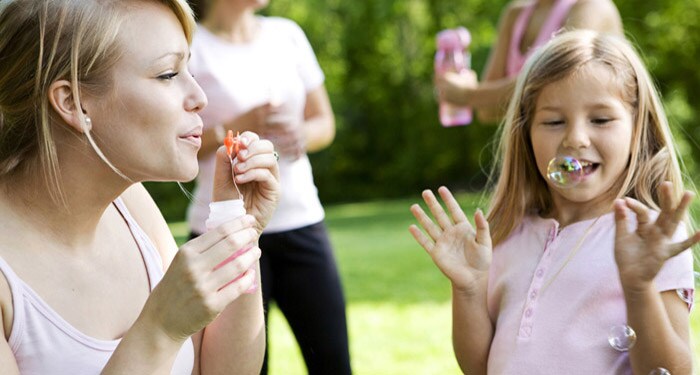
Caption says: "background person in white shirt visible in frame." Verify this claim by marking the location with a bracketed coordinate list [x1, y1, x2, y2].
[186, 0, 350, 373]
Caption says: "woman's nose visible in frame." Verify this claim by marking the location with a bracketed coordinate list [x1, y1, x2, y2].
[185, 76, 208, 113]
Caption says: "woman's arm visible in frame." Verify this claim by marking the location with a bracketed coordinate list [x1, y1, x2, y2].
[565, 0, 624, 36]
[303, 85, 335, 153]
[435, 3, 519, 124]
[117, 145, 276, 373]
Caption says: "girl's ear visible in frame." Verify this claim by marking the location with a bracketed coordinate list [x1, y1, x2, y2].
[47, 80, 91, 133]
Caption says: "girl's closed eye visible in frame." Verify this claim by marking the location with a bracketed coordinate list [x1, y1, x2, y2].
[591, 117, 613, 125]
[542, 119, 565, 126]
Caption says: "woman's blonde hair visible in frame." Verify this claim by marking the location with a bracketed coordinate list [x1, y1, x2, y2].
[0, 0, 195, 205]
[487, 30, 687, 246]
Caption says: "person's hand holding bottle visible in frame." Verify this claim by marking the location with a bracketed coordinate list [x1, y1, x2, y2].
[262, 102, 306, 161]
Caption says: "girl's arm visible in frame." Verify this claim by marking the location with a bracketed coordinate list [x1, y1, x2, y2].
[0, 273, 20, 375]
[614, 183, 699, 374]
[409, 187, 494, 374]
[450, 279, 493, 374]
[624, 287, 693, 374]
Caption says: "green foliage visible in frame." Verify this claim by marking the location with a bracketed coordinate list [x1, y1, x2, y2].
[148, 0, 700, 222]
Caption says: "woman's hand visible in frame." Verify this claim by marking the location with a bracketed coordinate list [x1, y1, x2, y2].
[262, 107, 306, 161]
[614, 181, 700, 293]
[212, 131, 280, 235]
[409, 186, 492, 296]
[434, 69, 478, 106]
[142, 215, 261, 342]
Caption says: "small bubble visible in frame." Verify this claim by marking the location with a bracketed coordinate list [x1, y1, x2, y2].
[608, 324, 636, 351]
[648, 368, 670, 375]
[546, 156, 583, 188]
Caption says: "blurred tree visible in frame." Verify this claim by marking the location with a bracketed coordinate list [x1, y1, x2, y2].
[146, 0, 700, 221]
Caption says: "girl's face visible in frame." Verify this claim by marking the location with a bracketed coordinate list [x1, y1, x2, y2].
[530, 62, 634, 214]
[85, 2, 207, 182]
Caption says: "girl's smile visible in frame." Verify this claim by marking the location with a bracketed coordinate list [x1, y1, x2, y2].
[530, 61, 634, 221]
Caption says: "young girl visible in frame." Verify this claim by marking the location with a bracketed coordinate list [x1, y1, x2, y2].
[411, 30, 697, 374]
[0, 0, 279, 373]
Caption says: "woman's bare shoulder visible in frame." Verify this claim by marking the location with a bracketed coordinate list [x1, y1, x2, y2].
[568, 0, 624, 35]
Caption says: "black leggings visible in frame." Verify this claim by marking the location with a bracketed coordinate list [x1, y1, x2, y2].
[189, 222, 351, 374]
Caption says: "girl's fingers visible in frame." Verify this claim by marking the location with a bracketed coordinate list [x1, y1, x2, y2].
[422, 189, 453, 231]
[667, 231, 700, 258]
[409, 224, 434, 253]
[474, 209, 492, 249]
[624, 197, 651, 227]
[437, 186, 469, 224]
[614, 199, 631, 239]
[410, 203, 442, 241]
[664, 191, 694, 237]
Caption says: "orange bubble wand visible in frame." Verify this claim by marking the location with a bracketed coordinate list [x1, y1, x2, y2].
[223, 130, 242, 198]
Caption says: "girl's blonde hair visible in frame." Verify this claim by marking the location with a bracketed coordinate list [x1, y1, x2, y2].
[0, 0, 195, 205]
[487, 30, 687, 246]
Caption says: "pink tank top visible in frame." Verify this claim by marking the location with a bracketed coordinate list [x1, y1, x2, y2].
[0, 198, 194, 374]
[506, 0, 578, 77]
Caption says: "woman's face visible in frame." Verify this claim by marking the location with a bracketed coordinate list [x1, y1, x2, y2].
[86, 2, 207, 182]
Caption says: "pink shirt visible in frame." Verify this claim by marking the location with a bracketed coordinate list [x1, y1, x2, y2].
[487, 212, 694, 374]
[0, 198, 194, 374]
[506, 0, 578, 77]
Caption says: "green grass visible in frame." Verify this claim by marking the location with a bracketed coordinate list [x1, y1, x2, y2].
[171, 194, 700, 374]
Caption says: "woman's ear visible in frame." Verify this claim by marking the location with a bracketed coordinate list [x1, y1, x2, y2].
[48, 80, 90, 133]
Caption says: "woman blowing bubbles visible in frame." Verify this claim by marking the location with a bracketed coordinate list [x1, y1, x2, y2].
[0, 0, 279, 373]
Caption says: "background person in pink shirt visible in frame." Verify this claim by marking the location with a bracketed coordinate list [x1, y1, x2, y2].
[435, 0, 623, 124]
[411, 30, 696, 374]
[0, 0, 280, 373]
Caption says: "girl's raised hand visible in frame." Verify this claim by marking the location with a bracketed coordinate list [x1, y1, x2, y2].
[409, 186, 492, 295]
[614, 181, 700, 292]
[213, 131, 280, 235]
[141, 215, 261, 341]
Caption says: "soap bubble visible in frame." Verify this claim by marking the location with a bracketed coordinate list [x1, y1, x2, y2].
[648, 368, 670, 375]
[608, 324, 636, 351]
[547, 156, 583, 188]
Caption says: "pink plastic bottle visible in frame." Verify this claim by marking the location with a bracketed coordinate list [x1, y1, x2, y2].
[435, 27, 472, 126]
